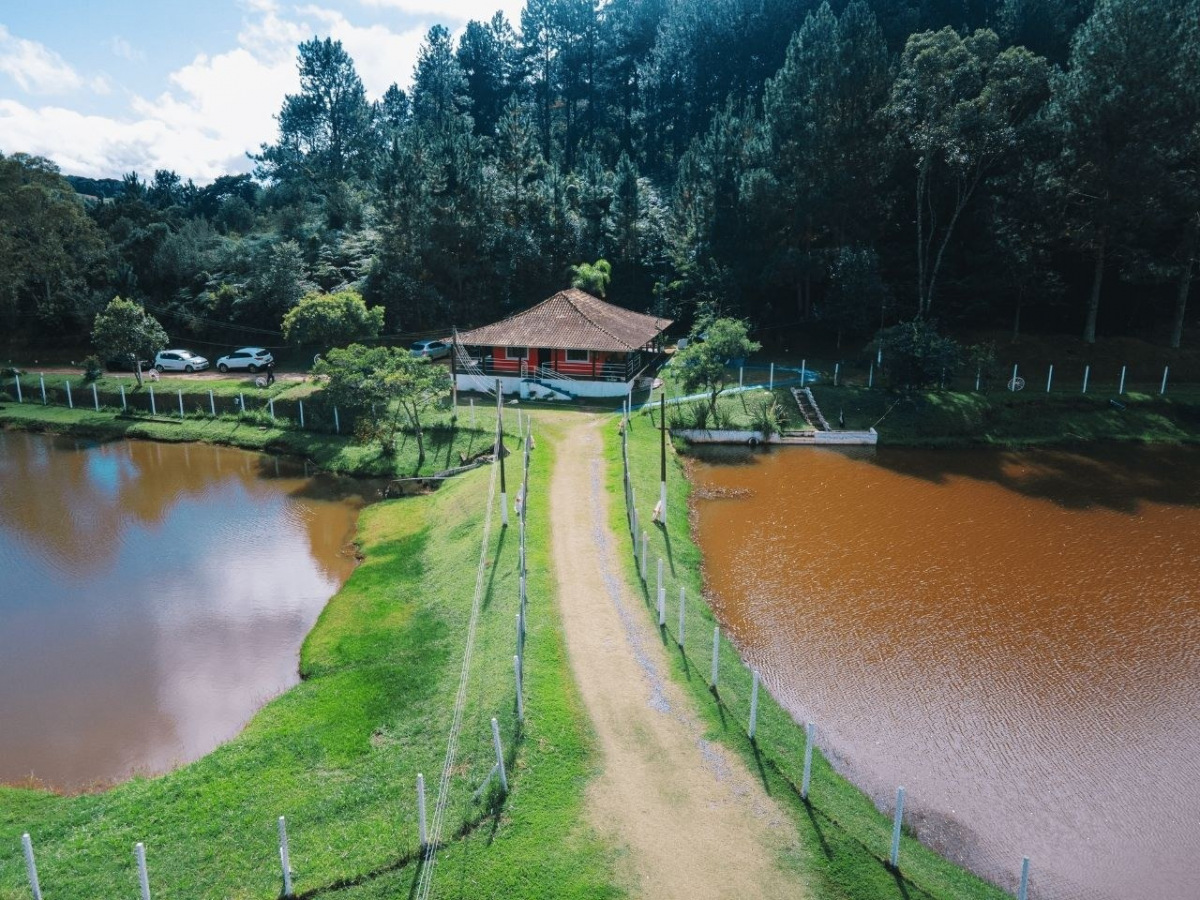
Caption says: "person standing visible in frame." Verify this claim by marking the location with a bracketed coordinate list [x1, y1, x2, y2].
[266, 361, 276, 385]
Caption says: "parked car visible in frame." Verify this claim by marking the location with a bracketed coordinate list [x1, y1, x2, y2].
[411, 339, 450, 360]
[154, 349, 209, 373]
[215, 347, 274, 373]
[105, 356, 148, 372]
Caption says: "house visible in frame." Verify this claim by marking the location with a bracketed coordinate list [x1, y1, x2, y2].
[452, 289, 673, 399]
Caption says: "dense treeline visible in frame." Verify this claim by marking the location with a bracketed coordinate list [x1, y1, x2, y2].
[2, 0, 1197, 354]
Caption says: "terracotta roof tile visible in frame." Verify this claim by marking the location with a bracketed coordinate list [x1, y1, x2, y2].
[454, 289, 672, 352]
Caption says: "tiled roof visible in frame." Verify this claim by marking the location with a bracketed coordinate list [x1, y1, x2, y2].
[454, 289, 672, 352]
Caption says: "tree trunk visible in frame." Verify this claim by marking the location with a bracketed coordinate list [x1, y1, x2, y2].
[1170, 220, 1197, 349]
[132, 352, 143, 387]
[1083, 235, 1106, 344]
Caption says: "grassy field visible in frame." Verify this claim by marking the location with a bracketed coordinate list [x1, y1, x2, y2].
[607, 412, 1014, 900]
[0, 435, 619, 900]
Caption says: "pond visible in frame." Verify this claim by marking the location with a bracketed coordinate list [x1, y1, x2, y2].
[689, 443, 1200, 900]
[0, 432, 371, 791]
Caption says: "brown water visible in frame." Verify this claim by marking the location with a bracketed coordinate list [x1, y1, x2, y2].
[0, 432, 368, 791]
[690, 444, 1200, 900]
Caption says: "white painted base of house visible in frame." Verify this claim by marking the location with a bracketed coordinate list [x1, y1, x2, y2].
[673, 428, 878, 446]
[455, 373, 637, 399]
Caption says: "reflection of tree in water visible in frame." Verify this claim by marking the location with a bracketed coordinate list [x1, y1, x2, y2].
[0, 432, 363, 580]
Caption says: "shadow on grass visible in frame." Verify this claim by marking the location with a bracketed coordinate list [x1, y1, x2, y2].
[749, 740, 772, 796]
[481, 526, 508, 611]
[802, 800, 834, 860]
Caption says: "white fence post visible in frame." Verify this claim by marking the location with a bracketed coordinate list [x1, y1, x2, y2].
[769, 362, 775, 390]
[1082, 365, 1090, 394]
[298, 399, 304, 428]
[748, 670, 760, 740]
[22, 833, 43, 900]
[40, 374, 46, 405]
[711, 626, 720, 688]
[1046, 365, 1054, 393]
[209, 389, 216, 417]
[66, 380, 73, 409]
[417, 774, 428, 849]
[1018, 856, 1031, 900]
[868, 362, 874, 389]
[657, 559, 665, 625]
[514, 654, 524, 721]
[149, 386, 156, 416]
[334, 406, 340, 434]
[1010, 364, 1018, 392]
[678, 587, 686, 646]
[739, 366, 744, 388]
[14, 376, 22, 403]
[238, 392, 245, 415]
[278, 816, 293, 897]
[135, 842, 152, 900]
[640, 533, 648, 581]
[178, 389, 185, 419]
[1118, 365, 1127, 394]
[93, 383, 99, 411]
[801, 359, 807, 385]
[491, 718, 508, 793]
[834, 362, 840, 386]
[889, 787, 905, 869]
[1161, 366, 1169, 395]
[120, 383, 127, 410]
[975, 366, 981, 392]
[801, 722, 815, 800]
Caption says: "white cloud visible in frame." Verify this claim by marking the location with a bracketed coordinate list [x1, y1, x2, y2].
[0, 25, 84, 94]
[109, 37, 146, 63]
[298, 6, 428, 95]
[356, 0, 525, 23]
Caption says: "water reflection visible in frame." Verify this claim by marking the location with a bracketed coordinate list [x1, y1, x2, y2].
[0, 432, 369, 790]
[689, 444, 1200, 900]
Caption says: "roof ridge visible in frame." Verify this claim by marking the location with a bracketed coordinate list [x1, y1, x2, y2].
[562, 290, 636, 351]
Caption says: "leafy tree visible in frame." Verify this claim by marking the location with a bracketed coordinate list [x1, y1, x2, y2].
[254, 38, 376, 185]
[239, 240, 308, 327]
[674, 316, 761, 415]
[315, 345, 450, 470]
[875, 318, 963, 389]
[91, 297, 168, 387]
[570, 259, 612, 296]
[886, 28, 1050, 317]
[457, 13, 520, 139]
[281, 289, 384, 352]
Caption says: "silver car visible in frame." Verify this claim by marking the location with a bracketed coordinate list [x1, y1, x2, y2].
[411, 339, 450, 360]
[154, 349, 209, 373]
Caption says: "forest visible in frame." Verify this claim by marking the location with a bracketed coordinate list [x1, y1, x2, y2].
[1, 0, 1198, 359]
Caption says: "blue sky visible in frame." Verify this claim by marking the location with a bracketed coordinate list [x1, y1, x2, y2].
[1, 0, 524, 182]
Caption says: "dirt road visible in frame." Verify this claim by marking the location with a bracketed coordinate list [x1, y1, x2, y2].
[547, 414, 806, 900]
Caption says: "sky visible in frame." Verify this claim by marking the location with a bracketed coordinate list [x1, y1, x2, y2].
[0, 0, 525, 183]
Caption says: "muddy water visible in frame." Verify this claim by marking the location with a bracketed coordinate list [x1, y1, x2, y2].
[0, 432, 369, 791]
[689, 444, 1200, 900]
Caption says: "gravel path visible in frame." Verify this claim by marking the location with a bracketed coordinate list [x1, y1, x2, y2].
[547, 414, 806, 900]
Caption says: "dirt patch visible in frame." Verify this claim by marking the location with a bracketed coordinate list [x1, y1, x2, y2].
[546, 414, 806, 900]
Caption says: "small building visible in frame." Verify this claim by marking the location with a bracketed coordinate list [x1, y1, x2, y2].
[452, 289, 673, 399]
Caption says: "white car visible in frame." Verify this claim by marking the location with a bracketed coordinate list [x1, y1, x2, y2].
[411, 339, 450, 360]
[154, 349, 209, 373]
[216, 347, 275, 373]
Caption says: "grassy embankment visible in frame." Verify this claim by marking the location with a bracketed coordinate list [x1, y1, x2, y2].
[0, 436, 619, 900]
[654, 359, 1200, 447]
[0, 372, 514, 478]
[606, 413, 1013, 900]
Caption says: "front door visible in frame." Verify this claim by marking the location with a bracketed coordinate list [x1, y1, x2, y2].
[538, 349, 554, 374]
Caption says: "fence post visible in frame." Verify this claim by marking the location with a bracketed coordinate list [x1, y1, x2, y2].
[975, 366, 981, 392]
[417, 774, 428, 849]
[278, 816, 293, 897]
[1046, 365, 1054, 393]
[711, 626, 720, 689]
[209, 390, 216, 417]
[93, 383, 100, 411]
[1118, 365, 1127, 394]
[334, 406, 340, 434]
[769, 362, 775, 390]
[491, 718, 508, 793]
[1161, 366, 1169, 395]
[1082, 365, 1090, 394]
[514, 654, 524, 721]
[135, 842, 152, 900]
[748, 670, 760, 740]
[22, 833, 43, 900]
[178, 389, 185, 419]
[640, 533, 648, 581]
[269, 398, 275, 421]
[868, 362, 874, 389]
[40, 373, 46, 405]
[238, 392, 245, 416]
[1018, 856, 1031, 900]
[657, 558, 665, 625]
[65, 380, 73, 409]
[149, 386, 156, 416]
[120, 383, 127, 411]
[297, 399, 304, 428]
[739, 366, 744, 388]
[889, 787, 905, 869]
[1010, 364, 1018, 392]
[470, 397, 475, 428]
[834, 362, 840, 387]
[14, 376, 22, 403]
[801, 722, 815, 800]
[678, 587, 686, 646]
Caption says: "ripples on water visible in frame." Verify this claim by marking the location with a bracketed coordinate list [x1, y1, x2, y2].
[689, 444, 1200, 900]
[0, 433, 368, 791]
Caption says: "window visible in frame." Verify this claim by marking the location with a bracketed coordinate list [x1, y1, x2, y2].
[565, 348, 590, 363]
[505, 346, 528, 360]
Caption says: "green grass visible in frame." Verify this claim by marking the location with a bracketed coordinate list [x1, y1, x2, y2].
[0, 437, 619, 900]
[607, 413, 1012, 900]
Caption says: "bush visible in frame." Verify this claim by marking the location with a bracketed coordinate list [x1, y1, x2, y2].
[81, 355, 104, 382]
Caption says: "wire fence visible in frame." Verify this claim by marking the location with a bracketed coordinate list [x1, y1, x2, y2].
[12, 409, 538, 900]
[616, 402, 1035, 900]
